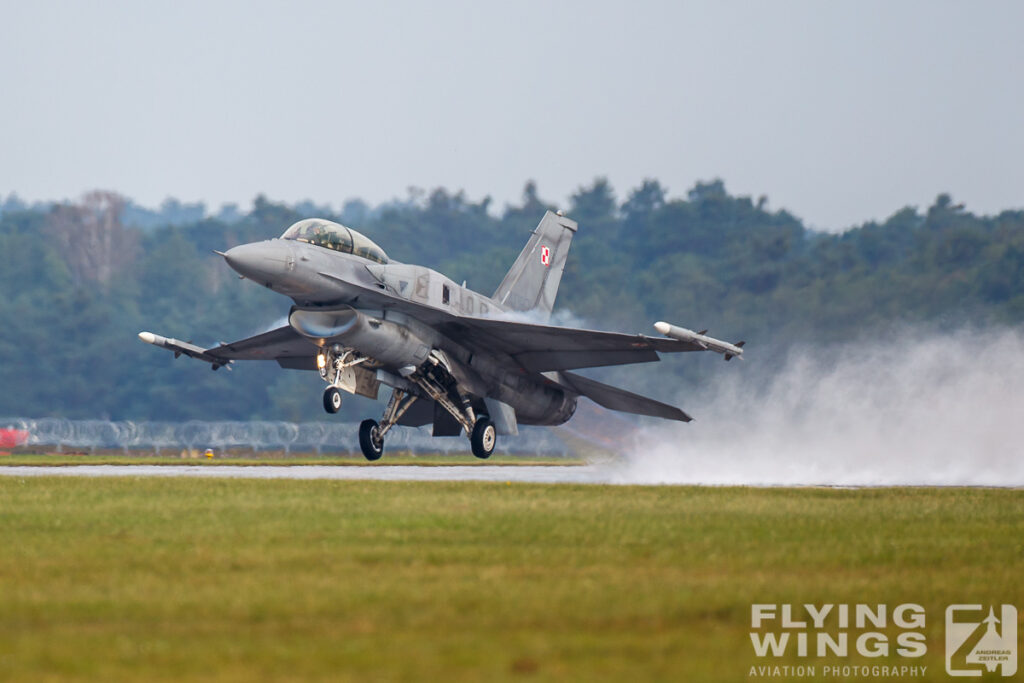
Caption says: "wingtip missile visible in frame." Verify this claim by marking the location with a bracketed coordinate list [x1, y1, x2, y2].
[137, 331, 229, 368]
[138, 330, 186, 352]
[654, 321, 745, 360]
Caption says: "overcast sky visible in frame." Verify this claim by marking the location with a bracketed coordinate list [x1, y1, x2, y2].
[2, 1, 1022, 230]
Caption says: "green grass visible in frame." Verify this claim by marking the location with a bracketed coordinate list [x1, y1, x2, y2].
[0, 452, 583, 467]
[0, 479, 1021, 682]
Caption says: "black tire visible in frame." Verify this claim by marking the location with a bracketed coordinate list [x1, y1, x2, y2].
[359, 419, 384, 461]
[470, 417, 496, 459]
[323, 386, 343, 414]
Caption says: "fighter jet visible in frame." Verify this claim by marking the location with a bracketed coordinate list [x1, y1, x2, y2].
[139, 211, 743, 460]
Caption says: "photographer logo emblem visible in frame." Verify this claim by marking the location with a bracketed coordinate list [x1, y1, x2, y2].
[946, 605, 1017, 677]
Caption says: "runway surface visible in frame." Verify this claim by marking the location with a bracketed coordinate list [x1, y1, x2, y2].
[0, 464, 1019, 487]
[0, 464, 620, 485]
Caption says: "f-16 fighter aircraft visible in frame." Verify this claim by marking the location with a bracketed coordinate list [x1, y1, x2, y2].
[139, 212, 744, 460]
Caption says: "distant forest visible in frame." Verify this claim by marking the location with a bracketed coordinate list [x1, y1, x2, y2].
[1, 179, 1022, 421]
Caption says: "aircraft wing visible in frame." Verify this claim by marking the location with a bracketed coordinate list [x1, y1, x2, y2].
[139, 326, 318, 369]
[438, 318, 705, 372]
[143, 314, 709, 374]
[142, 270, 712, 376]
[319, 269, 712, 371]
[205, 326, 316, 362]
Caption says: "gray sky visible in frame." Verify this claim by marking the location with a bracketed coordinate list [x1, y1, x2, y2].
[2, 1, 1022, 230]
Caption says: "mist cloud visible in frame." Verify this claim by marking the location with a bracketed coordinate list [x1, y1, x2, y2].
[608, 328, 1024, 486]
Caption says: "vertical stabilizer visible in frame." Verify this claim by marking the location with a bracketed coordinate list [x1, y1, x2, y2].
[492, 211, 577, 321]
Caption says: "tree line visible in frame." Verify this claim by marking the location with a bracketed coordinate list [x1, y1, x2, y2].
[0, 179, 1021, 421]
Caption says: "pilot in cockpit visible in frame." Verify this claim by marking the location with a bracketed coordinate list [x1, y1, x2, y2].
[312, 223, 328, 245]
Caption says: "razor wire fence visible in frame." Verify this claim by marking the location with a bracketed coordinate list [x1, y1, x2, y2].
[0, 418, 569, 456]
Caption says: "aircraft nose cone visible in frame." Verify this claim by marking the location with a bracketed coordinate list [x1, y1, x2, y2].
[223, 241, 291, 284]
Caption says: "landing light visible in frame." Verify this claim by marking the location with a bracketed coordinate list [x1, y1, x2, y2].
[316, 353, 326, 369]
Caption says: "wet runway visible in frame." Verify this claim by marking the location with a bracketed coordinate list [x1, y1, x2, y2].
[0, 464, 621, 485]
[0, 464, 1017, 487]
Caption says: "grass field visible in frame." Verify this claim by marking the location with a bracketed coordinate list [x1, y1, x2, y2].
[0, 477, 1021, 682]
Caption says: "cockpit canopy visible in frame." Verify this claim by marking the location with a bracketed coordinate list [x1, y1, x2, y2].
[281, 218, 388, 264]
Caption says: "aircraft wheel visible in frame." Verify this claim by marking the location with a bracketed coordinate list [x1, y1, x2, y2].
[470, 417, 496, 459]
[359, 419, 384, 461]
[323, 387, 343, 414]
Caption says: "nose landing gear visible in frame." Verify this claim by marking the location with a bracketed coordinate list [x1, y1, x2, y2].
[323, 386, 343, 414]
[319, 347, 369, 414]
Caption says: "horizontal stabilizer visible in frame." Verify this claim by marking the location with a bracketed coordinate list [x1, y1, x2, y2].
[556, 371, 692, 422]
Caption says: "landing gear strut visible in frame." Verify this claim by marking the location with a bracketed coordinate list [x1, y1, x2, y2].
[350, 350, 500, 461]
[357, 388, 419, 461]
[411, 354, 499, 458]
[319, 346, 369, 414]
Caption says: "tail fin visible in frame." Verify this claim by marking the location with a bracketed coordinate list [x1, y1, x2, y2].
[492, 211, 577, 321]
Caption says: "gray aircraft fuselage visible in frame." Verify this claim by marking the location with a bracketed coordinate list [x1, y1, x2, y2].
[221, 236, 576, 427]
[225, 238, 504, 318]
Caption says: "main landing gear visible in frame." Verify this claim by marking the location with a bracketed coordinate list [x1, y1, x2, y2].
[470, 417, 496, 459]
[356, 411, 495, 461]
[348, 351, 499, 462]
[356, 388, 420, 461]
[358, 419, 384, 461]
[317, 344, 499, 461]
